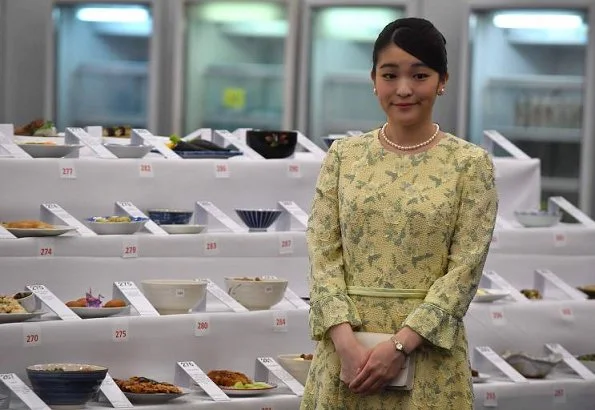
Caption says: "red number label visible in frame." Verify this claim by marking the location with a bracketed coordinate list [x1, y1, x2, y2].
[115, 330, 127, 339]
[262, 407, 273, 410]
[40, 248, 52, 256]
[26, 334, 39, 343]
[289, 165, 299, 172]
[61, 167, 73, 176]
[140, 164, 152, 172]
[485, 392, 496, 400]
[124, 246, 137, 254]
[276, 318, 286, 326]
[561, 308, 572, 316]
[216, 164, 227, 173]
[206, 242, 217, 251]
[491, 311, 503, 320]
[281, 240, 291, 248]
[554, 388, 564, 397]
[197, 321, 209, 330]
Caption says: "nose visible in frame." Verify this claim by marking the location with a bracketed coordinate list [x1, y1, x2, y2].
[395, 78, 413, 97]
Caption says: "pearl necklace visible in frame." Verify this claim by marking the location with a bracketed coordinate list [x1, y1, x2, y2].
[380, 122, 440, 151]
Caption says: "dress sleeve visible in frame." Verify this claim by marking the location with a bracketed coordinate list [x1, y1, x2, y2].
[306, 141, 362, 341]
[403, 150, 498, 351]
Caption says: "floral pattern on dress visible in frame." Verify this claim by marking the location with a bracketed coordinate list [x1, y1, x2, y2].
[301, 130, 498, 410]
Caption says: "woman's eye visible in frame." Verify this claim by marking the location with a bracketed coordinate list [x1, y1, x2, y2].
[413, 73, 429, 80]
[382, 73, 396, 80]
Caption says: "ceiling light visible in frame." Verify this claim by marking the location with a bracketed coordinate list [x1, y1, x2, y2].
[493, 12, 582, 30]
[76, 7, 149, 23]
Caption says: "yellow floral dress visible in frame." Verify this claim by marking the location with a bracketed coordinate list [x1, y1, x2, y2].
[301, 130, 498, 410]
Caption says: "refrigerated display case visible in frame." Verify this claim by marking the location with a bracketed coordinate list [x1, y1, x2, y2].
[173, 0, 299, 135]
[457, 0, 595, 213]
[52, 0, 161, 131]
[296, 0, 418, 145]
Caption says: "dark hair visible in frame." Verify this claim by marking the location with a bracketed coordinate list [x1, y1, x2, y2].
[372, 17, 448, 80]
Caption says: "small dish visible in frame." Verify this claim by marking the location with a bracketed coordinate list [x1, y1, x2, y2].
[174, 150, 243, 159]
[123, 388, 190, 404]
[225, 276, 288, 310]
[140, 279, 208, 315]
[147, 209, 193, 225]
[514, 210, 562, 228]
[220, 383, 277, 397]
[501, 351, 563, 378]
[277, 354, 312, 385]
[103, 144, 153, 159]
[18, 143, 82, 158]
[0, 311, 44, 324]
[246, 130, 297, 159]
[473, 288, 511, 303]
[4, 225, 77, 238]
[85, 217, 148, 235]
[160, 224, 206, 235]
[235, 209, 282, 232]
[69, 306, 130, 319]
[14, 291, 39, 312]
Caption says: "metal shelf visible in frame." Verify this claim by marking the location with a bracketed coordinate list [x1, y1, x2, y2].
[542, 177, 579, 193]
[487, 75, 584, 90]
[496, 126, 582, 143]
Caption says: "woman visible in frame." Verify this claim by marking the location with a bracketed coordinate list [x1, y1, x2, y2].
[301, 18, 498, 409]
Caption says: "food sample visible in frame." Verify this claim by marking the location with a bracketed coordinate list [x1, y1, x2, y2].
[207, 370, 252, 387]
[92, 216, 132, 223]
[13, 292, 32, 300]
[114, 377, 182, 394]
[1, 220, 54, 229]
[102, 126, 132, 138]
[14, 119, 57, 137]
[235, 277, 262, 281]
[65, 289, 125, 309]
[168, 135, 230, 152]
[520, 289, 542, 300]
[298, 354, 313, 361]
[470, 368, 479, 377]
[0, 296, 26, 313]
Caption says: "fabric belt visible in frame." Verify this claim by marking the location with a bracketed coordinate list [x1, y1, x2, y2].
[346, 286, 428, 299]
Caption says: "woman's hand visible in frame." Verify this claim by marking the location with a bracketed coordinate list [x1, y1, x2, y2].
[336, 340, 371, 385]
[348, 340, 405, 395]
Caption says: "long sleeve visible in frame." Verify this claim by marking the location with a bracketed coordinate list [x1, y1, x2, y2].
[403, 150, 498, 350]
[306, 141, 362, 341]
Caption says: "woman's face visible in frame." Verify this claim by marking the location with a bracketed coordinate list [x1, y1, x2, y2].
[371, 44, 447, 127]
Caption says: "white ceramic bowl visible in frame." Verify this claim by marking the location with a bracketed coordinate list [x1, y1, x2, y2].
[160, 224, 206, 235]
[277, 354, 312, 385]
[103, 144, 153, 159]
[501, 351, 563, 378]
[18, 143, 82, 158]
[85, 217, 148, 235]
[141, 279, 207, 315]
[224, 277, 288, 310]
[514, 210, 561, 228]
[13, 291, 40, 313]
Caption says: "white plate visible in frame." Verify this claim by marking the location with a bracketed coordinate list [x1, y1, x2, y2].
[220, 383, 277, 396]
[103, 144, 153, 159]
[85, 220, 147, 235]
[160, 224, 206, 235]
[69, 305, 130, 319]
[0, 311, 44, 324]
[473, 289, 511, 303]
[472, 373, 491, 383]
[5, 225, 77, 238]
[123, 388, 189, 404]
[18, 144, 82, 158]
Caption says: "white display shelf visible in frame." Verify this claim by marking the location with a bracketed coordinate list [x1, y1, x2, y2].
[496, 126, 582, 143]
[487, 75, 584, 90]
[542, 177, 580, 193]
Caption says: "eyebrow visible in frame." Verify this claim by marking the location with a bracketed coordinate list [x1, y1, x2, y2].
[379, 62, 428, 69]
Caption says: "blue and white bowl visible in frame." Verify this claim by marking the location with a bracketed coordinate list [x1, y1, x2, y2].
[27, 363, 108, 407]
[235, 209, 282, 232]
[514, 210, 561, 228]
[147, 209, 193, 225]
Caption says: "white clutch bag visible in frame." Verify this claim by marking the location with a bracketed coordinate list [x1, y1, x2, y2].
[354, 332, 416, 391]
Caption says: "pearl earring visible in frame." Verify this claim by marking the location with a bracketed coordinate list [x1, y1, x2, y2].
[373, 87, 377, 95]
[438, 88, 445, 96]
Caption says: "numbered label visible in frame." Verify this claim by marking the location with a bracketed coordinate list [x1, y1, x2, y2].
[287, 163, 301, 178]
[279, 235, 293, 255]
[553, 387, 566, 404]
[273, 311, 288, 332]
[59, 160, 77, 179]
[194, 316, 211, 337]
[122, 238, 139, 259]
[553, 231, 567, 247]
[484, 391, 498, 407]
[112, 320, 130, 343]
[23, 324, 42, 347]
[139, 162, 154, 178]
[204, 238, 220, 256]
[560, 307, 574, 322]
[489, 307, 507, 326]
[214, 163, 230, 178]
[39, 247, 53, 257]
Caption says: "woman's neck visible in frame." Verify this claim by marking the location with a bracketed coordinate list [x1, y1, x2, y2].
[385, 121, 437, 147]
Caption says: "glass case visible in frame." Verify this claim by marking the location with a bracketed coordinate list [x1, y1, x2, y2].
[466, 8, 589, 206]
[53, 2, 154, 130]
[182, 1, 292, 134]
[298, 3, 406, 144]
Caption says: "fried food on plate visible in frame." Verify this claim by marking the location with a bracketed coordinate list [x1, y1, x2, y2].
[104, 299, 126, 308]
[0, 296, 26, 313]
[1, 220, 54, 229]
[114, 376, 182, 394]
[207, 370, 252, 387]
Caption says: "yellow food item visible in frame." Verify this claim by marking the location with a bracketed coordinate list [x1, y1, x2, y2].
[0, 296, 26, 313]
[1, 220, 54, 229]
